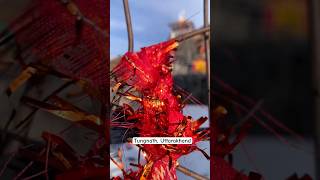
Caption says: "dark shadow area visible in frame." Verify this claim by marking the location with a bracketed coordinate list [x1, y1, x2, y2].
[211, 0, 315, 179]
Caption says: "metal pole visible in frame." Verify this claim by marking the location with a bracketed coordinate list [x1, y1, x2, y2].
[123, 0, 134, 52]
[203, 0, 214, 179]
[175, 26, 210, 42]
[204, 0, 211, 110]
[203, 0, 210, 109]
[204, 0, 210, 64]
[177, 165, 209, 180]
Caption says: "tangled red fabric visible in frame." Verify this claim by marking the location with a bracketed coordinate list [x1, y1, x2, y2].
[111, 40, 210, 180]
[5, 0, 108, 101]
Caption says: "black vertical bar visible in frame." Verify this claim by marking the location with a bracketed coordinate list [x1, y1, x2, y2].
[210, 0, 216, 179]
[106, 0, 110, 179]
[311, 0, 320, 179]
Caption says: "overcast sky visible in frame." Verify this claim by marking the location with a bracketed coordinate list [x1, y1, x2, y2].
[110, 0, 209, 59]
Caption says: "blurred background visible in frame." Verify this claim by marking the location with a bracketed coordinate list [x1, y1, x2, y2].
[212, 0, 316, 179]
[0, 0, 104, 179]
